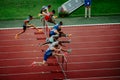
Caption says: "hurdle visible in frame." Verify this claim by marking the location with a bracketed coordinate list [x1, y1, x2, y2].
[56, 52, 68, 79]
[35, 19, 50, 40]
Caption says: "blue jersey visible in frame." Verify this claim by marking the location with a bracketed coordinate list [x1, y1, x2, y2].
[49, 29, 57, 36]
[84, 0, 91, 6]
[44, 47, 54, 61]
[45, 48, 53, 55]
[53, 24, 60, 30]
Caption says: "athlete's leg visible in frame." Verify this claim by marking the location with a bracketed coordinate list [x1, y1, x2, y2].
[32, 60, 46, 66]
[39, 42, 51, 46]
[47, 18, 56, 24]
[15, 26, 26, 39]
[59, 32, 72, 37]
[88, 6, 91, 18]
[29, 24, 43, 32]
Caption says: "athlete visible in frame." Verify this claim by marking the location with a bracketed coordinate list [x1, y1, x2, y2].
[32, 44, 65, 66]
[39, 10, 57, 26]
[49, 21, 72, 37]
[40, 5, 51, 14]
[15, 15, 42, 39]
[39, 34, 71, 47]
[49, 41, 72, 54]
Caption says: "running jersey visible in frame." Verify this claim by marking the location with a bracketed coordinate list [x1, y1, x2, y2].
[48, 36, 55, 43]
[44, 14, 50, 21]
[50, 41, 59, 47]
[45, 46, 54, 55]
[49, 29, 57, 36]
[40, 6, 48, 13]
[53, 24, 60, 30]
[48, 34, 59, 43]
[44, 12, 53, 21]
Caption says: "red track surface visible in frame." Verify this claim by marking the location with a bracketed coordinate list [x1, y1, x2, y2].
[0, 24, 120, 80]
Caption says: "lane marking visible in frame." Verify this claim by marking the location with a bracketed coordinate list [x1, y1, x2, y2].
[0, 23, 120, 30]
[66, 76, 120, 80]
[0, 27, 120, 36]
[67, 60, 120, 64]
[0, 60, 120, 69]
[65, 67, 120, 72]
[0, 40, 120, 47]
[0, 53, 119, 61]
[0, 67, 120, 76]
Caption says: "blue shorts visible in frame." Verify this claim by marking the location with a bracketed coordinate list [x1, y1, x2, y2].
[44, 51, 52, 61]
[49, 31, 56, 37]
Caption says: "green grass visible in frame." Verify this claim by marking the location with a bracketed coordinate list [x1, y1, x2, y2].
[0, 0, 66, 20]
[0, 0, 120, 20]
[71, 0, 120, 17]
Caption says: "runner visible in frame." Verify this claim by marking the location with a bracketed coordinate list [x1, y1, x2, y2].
[39, 34, 71, 47]
[40, 5, 51, 14]
[15, 15, 42, 39]
[32, 44, 65, 66]
[49, 21, 72, 37]
[39, 10, 57, 25]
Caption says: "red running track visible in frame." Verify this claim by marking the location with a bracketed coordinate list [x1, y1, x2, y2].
[0, 24, 120, 80]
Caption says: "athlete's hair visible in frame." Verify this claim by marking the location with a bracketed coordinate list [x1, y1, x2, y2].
[29, 15, 33, 19]
[48, 5, 51, 8]
[52, 10, 55, 14]
[59, 21, 63, 25]
[54, 44, 59, 48]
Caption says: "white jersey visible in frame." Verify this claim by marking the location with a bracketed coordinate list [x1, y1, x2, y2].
[49, 41, 59, 47]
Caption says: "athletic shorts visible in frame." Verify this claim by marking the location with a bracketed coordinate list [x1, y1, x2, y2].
[49, 31, 56, 37]
[23, 24, 27, 31]
[44, 52, 52, 61]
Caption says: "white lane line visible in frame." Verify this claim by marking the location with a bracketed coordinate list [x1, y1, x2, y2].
[0, 33, 33, 36]
[0, 57, 42, 61]
[0, 46, 120, 54]
[0, 33, 120, 42]
[0, 38, 36, 42]
[0, 60, 120, 69]
[0, 67, 119, 76]
[69, 53, 120, 57]
[0, 44, 38, 47]
[67, 60, 120, 64]
[0, 50, 40, 54]
[72, 46, 120, 50]
[65, 67, 120, 72]
[66, 76, 120, 80]
[0, 40, 120, 47]
[63, 28, 120, 33]
[0, 53, 119, 61]
[72, 34, 120, 38]
[71, 40, 120, 44]
[0, 28, 120, 36]
[0, 64, 31, 69]
[0, 71, 50, 76]
[63, 23, 120, 27]
[0, 23, 120, 30]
